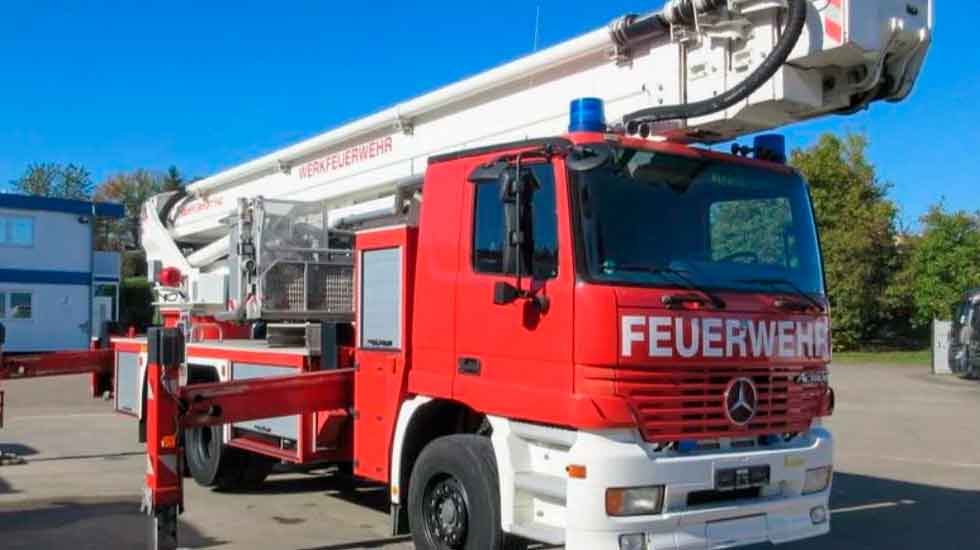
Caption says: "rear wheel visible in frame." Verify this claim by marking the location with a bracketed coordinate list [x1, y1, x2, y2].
[185, 424, 225, 487]
[185, 425, 275, 491]
[408, 435, 521, 550]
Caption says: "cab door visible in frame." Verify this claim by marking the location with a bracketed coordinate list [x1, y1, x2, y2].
[453, 159, 575, 423]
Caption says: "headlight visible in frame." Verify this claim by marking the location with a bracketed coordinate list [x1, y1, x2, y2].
[803, 466, 833, 495]
[605, 486, 665, 516]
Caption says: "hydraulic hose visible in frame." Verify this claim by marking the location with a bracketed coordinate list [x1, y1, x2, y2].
[158, 188, 187, 228]
[623, 0, 808, 127]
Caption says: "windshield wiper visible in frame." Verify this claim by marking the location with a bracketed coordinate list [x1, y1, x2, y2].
[736, 278, 825, 313]
[603, 263, 726, 309]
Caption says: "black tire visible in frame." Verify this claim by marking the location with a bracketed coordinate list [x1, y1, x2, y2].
[333, 461, 355, 476]
[185, 424, 226, 487]
[408, 435, 521, 550]
[234, 451, 277, 488]
[185, 425, 275, 491]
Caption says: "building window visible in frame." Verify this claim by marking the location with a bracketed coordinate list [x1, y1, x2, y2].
[0, 215, 34, 247]
[0, 292, 32, 319]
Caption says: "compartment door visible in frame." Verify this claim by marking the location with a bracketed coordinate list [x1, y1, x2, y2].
[354, 244, 406, 483]
[114, 351, 141, 416]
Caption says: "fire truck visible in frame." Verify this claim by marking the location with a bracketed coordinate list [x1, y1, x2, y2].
[0, 1, 932, 549]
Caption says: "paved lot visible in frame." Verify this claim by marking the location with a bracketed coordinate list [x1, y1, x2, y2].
[0, 364, 977, 550]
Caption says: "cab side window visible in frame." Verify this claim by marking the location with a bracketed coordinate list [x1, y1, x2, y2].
[472, 164, 558, 279]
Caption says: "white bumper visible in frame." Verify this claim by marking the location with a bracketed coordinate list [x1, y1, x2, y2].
[490, 418, 832, 550]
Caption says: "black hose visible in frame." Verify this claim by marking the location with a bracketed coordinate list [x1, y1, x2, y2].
[623, 0, 808, 126]
[159, 188, 187, 227]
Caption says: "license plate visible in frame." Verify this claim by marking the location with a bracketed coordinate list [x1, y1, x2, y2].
[715, 465, 770, 491]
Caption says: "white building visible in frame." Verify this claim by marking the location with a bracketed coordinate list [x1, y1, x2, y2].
[0, 195, 124, 353]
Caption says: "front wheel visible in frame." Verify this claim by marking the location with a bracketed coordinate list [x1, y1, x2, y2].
[408, 435, 522, 550]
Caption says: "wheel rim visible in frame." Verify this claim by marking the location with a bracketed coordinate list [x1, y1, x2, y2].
[423, 474, 469, 548]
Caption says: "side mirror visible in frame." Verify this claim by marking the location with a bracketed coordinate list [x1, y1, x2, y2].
[493, 281, 550, 313]
[566, 143, 612, 172]
[494, 281, 521, 305]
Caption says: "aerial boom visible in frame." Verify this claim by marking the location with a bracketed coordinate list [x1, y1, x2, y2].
[143, 0, 932, 313]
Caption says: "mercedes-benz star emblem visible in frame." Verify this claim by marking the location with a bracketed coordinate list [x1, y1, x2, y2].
[724, 377, 758, 426]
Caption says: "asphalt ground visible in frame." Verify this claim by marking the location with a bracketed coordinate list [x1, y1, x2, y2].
[0, 363, 977, 550]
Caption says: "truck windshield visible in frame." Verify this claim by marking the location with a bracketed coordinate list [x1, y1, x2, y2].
[572, 147, 825, 296]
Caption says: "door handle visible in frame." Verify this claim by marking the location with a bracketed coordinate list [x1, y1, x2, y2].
[457, 357, 481, 376]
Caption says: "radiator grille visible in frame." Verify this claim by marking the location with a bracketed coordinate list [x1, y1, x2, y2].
[617, 365, 824, 443]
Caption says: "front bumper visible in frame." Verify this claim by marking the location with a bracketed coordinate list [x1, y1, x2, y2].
[563, 428, 833, 550]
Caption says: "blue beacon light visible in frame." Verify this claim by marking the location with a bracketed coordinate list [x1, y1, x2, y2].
[568, 97, 607, 133]
[753, 134, 787, 163]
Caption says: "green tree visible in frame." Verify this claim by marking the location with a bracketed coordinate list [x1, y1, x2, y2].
[791, 133, 904, 350]
[10, 163, 58, 196]
[9, 162, 92, 199]
[120, 277, 155, 331]
[121, 250, 148, 278]
[58, 164, 93, 199]
[903, 206, 980, 327]
[94, 169, 164, 249]
[162, 165, 184, 192]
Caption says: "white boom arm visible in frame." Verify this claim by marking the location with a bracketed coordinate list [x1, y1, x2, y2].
[144, 0, 932, 295]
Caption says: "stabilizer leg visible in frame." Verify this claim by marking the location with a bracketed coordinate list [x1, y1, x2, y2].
[147, 505, 179, 550]
[144, 327, 185, 550]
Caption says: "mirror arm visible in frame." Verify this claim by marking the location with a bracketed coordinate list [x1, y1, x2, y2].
[493, 281, 550, 312]
[493, 153, 550, 312]
[513, 153, 525, 295]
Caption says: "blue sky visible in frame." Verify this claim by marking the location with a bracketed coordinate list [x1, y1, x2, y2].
[0, 1, 967, 228]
